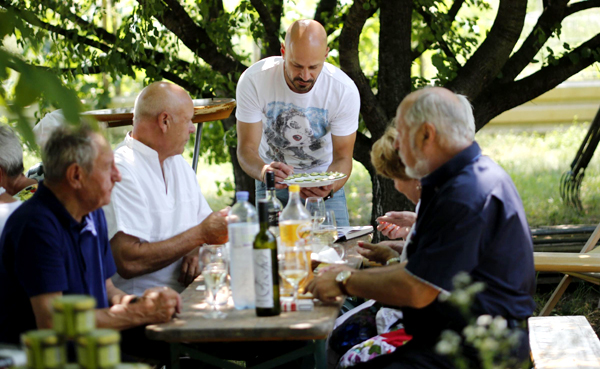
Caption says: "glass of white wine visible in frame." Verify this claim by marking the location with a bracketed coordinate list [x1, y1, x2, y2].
[305, 197, 326, 229]
[202, 245, 228, 319]
[279, 244, 310, 302]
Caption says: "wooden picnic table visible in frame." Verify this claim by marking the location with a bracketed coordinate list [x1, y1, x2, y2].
[146, 235, 371, 369]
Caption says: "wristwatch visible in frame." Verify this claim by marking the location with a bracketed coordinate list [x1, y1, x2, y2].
[335, 270, 353, 296]
[323, 189, 334, 201]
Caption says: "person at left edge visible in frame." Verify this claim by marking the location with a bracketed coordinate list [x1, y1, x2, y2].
[0, 124, 181, 355]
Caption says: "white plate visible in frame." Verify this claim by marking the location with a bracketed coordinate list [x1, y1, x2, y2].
[280, 173, 347, 188]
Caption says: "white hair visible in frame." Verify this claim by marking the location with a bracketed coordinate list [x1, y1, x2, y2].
[0, 124, 24, 177]
[400, 88, 475, 150]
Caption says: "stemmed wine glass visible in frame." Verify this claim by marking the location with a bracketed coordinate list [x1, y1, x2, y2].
[201, 245, 228, 319]
[305, 197, 326, 229]
[319, 211, 344, 260]
[278, 243, 310, 302]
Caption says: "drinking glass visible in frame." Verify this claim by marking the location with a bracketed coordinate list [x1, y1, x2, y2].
[278, 244, 310, 302]
[201, 245, 228, 319]
[320, 211, 344, 259]
[305, 197, 326, 228]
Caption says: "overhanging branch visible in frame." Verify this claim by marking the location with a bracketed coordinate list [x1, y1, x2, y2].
[410, 0, 465, 61]
[142, 0, 246, 76]
[249, 0, 282, 56]
[474, 34, 600, 129]
[447, 0, 527, 99]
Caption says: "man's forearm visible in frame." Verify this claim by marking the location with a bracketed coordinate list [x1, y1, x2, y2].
[327, 157, 352, 192]
[237, 145, 267, 182]
[111, 227, 202, 279]
[345, 265, 439, 308]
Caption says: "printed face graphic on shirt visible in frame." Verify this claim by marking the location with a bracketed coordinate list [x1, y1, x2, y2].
[264, 102, 328, 170]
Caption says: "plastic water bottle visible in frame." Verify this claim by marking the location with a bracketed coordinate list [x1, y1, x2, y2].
[228, 191, 259, 309]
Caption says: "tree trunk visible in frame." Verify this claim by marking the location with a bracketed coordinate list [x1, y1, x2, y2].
[371, 175, 414, 243]
[222, 114, 256, 206]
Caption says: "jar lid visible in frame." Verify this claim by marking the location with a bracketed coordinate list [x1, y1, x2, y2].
[21, 329, 59, 346]
[77, 329, 120, 346]
[53, 295, 96, 311]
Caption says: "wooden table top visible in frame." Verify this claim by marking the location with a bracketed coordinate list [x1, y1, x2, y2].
[82, 98, 236, 128]
[145, 277, 342, 343]
[146, 235, 372, 343]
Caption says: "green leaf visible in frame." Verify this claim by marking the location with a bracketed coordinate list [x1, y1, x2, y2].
[0, 9, 15, 39]
[14, 73, 41, 107]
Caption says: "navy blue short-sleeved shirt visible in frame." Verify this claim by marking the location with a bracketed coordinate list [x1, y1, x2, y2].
[403, 142, 535, 345]
[0, 182, 117, 344]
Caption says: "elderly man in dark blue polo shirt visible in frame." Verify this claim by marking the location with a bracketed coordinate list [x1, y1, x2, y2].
[0, 125, 181, 356]
[308, 87, 535, 368]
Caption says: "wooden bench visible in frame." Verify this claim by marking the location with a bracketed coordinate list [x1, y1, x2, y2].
[529, 316, 600, 368]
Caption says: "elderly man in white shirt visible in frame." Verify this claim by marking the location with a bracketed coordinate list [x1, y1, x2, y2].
[103, 82, 229, 295]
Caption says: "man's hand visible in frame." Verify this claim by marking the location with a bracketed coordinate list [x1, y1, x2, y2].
[136, 287, 182, 324]
[300, 184, 332, 200]
[261, 162, 293, 189]
[306, 264, 352, 303]
[376, 211, 417, 239]
[357, 241, 400, 265]
[179, 246, 200, 287]
[198, 208, 229, 245]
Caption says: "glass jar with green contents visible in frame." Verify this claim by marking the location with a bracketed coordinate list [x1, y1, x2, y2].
[76, 329, 120, 369]
[21, 330, 66, 369]
[52, 296, 96, 339]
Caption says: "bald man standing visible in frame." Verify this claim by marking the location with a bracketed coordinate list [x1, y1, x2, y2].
[103, 82, 229, 295]
[236, 19, 360, 226]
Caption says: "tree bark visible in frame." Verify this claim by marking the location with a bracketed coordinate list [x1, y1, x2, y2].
[379, 0, 413, 119]
[222, 114, 256, 206]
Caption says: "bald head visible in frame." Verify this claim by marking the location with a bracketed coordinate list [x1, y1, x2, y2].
[285, 20, 328, 55]
[133, 82, 192, 126]
[281, 20, 329, 93]
[132, 82, 195, 161]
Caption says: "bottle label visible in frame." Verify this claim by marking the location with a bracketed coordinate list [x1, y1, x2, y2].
[253, 249, 274, 308]
[268, 210, 280, 227]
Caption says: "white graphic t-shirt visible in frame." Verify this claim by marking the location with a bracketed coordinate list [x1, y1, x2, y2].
[236, 57, 360, 173]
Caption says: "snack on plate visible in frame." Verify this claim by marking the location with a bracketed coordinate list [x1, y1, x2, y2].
[283, 171, 346, 184]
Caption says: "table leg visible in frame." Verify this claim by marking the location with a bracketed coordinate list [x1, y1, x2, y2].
[169, 343, 181, 369]
[191, 123, 203, 173]
[314, 339, 327, 369]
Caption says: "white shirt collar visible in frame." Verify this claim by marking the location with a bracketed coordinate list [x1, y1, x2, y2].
[124, 132, 160, 161]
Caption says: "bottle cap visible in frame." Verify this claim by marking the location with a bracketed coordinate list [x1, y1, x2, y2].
[266, 171, 275, 188]
[289, 185, 300, 192]
[236, 191, 249, 201]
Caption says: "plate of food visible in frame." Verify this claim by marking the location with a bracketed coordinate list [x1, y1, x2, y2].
[280, 171, 347, 188]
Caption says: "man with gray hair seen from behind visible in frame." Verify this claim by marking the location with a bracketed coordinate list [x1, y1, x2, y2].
[0, 124, 181, 362]
[308, 87, 535, 368]
[103, 81, 229, 296]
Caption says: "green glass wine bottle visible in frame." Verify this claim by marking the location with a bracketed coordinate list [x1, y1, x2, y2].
[253, 199, 281, 316]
